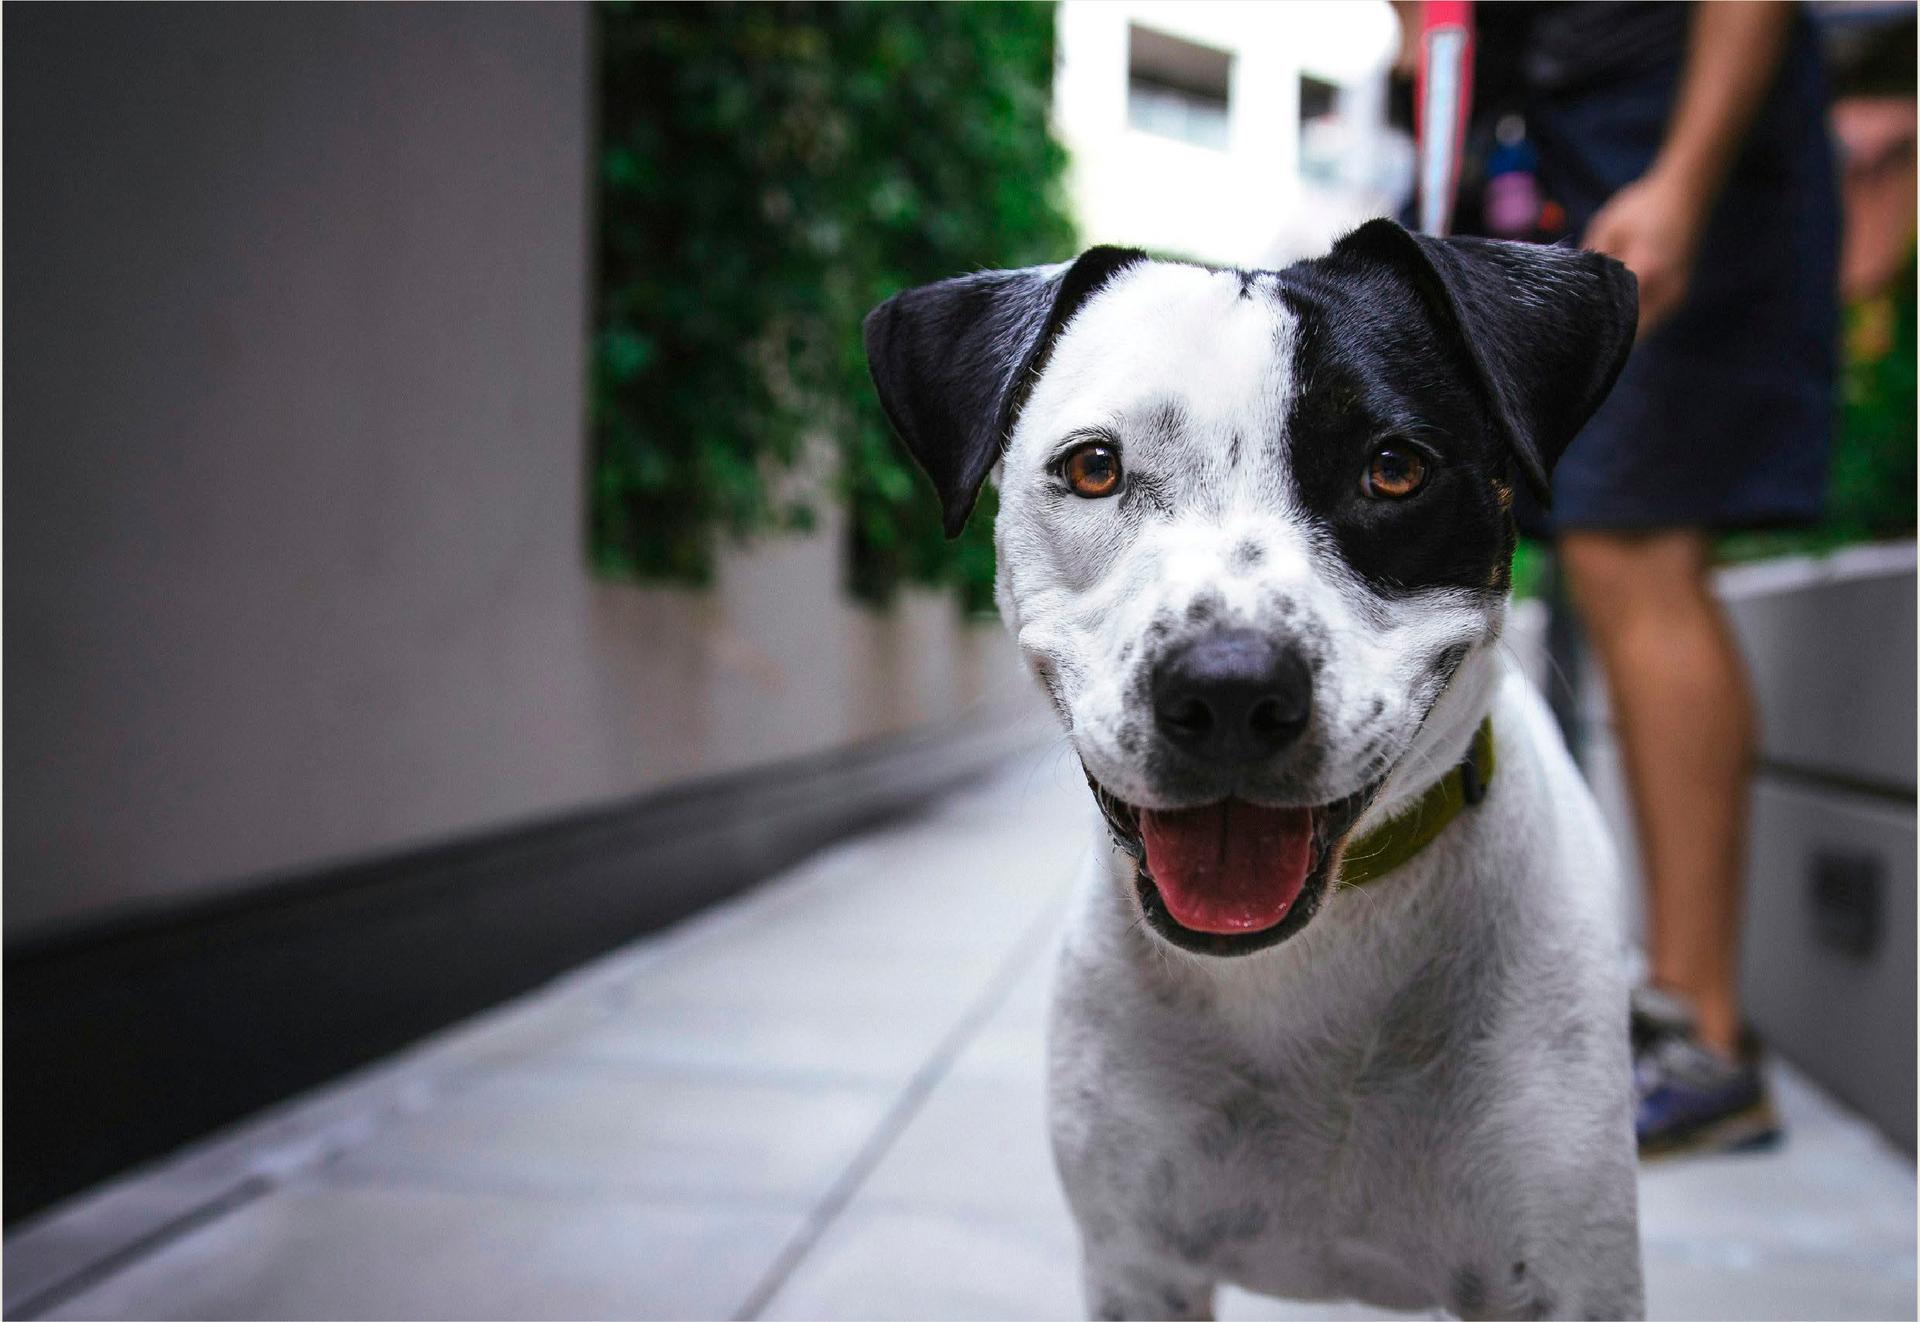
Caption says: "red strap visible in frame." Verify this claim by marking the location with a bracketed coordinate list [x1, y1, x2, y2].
[1415, 0, 1476, 236]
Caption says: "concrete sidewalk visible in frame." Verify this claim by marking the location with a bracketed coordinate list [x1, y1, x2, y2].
[8, 750, 1915, 1321]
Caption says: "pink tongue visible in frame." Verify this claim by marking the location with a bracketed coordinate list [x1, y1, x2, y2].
[1139, 802, 1315, 935]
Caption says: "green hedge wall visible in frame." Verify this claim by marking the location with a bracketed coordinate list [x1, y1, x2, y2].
[592, 1, 1074, 610]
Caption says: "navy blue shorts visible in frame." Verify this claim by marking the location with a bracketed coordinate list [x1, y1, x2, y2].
[1515, 21, 1841, 536]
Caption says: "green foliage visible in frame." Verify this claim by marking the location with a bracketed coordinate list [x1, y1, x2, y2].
[592, 1, 1075, 609]
[1510, 538, 1547, 601]
[1822, 255, 1917, 538]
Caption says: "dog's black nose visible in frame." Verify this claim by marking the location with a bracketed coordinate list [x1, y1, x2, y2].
[1151, 629, 1312, 763]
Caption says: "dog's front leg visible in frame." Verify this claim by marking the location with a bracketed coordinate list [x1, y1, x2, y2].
[1081, 1250, 1216, 1322]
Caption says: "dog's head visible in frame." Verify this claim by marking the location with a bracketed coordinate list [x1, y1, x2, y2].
[864, 220, 1635, 957]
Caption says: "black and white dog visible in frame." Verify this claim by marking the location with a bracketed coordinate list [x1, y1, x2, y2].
[864, 219, 1643, 1321]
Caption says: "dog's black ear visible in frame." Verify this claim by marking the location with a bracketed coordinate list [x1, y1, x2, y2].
[862, 246, 1147, 537]
[1330, 218, 1637, 504]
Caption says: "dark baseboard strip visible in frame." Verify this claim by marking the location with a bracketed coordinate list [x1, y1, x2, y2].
[1753, 758, 1916, 807]
[4, 714, 1044, 1224]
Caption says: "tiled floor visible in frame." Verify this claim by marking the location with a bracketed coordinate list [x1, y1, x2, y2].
[8, 750, 1915, 1321]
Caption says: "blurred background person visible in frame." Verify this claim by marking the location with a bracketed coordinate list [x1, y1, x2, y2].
[1398, 0, 1845, 1158]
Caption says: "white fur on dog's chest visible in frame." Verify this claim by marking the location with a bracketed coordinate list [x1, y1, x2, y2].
[1050, 857, 1514, 1313]
[1047, 675, 1641, 1319]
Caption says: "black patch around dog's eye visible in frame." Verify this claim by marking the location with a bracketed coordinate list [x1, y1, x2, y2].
[1362, 443, 1429, 499]
[1272, 277, 1510, 597]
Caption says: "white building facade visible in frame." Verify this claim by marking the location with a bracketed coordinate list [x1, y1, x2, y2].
[1054, 0, 1408, 268]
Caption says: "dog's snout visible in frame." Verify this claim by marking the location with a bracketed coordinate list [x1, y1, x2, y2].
[1151, 628, 1312, 764]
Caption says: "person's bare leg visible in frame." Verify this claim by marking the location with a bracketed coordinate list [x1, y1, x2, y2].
[1560, 529, 1754, 1059]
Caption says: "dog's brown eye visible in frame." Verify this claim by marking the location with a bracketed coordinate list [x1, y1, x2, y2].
[1363, 446, 1427, 499]
[1064, 442, 1122, 499]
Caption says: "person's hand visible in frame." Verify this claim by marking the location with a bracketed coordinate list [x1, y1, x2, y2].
[1387, 1, 1423, 77]
[1581, 171, 1709, 334]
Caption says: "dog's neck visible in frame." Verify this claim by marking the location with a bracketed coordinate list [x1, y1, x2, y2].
[1356, 636, 1505, 834]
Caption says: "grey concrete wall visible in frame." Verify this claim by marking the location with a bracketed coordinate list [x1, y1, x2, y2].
[4, 3, 1034, 937]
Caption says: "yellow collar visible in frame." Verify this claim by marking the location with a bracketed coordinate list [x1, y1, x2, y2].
[1338, 718, 1495, 887]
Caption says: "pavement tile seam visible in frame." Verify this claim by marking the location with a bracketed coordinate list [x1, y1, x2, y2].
[3, 1069, 472, 1315]
[846, 1190, 1070, 1228]
[28, 1184, 820, 1322]
[0, 824, 875, 1316]
[445, 1048, 909, 1094]
[728, 887, 1072, 1322]
[7, 1176, 274, 1321]
[308, 1160, 827, 1216]
[0, 852, 1045, 1318]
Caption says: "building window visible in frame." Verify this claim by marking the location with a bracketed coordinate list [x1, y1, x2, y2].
[1298, 74, 1342, 183]
[1126, 24, 1232, 150]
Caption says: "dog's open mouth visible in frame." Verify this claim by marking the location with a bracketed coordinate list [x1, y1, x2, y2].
[1086, 774, 1379, 957]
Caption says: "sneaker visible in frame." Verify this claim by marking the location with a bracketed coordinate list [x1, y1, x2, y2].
[1629, 984, 1695, 1056]
[1630, 986, 1782, 1159]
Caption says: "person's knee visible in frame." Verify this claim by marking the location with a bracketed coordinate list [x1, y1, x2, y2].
[1559, 531, 1711, 631]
